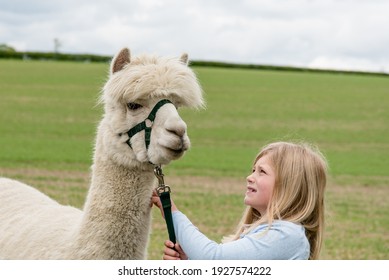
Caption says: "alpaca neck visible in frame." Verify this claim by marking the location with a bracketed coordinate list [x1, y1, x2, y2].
[74, 155, 156, 259]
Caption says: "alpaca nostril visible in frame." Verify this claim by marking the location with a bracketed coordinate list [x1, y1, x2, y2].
[166, 119, 187, 137]
[167, 126, 186, 137]
[165, 115, 187, 137]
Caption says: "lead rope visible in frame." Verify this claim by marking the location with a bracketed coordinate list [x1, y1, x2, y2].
[154, 165, 176, 244]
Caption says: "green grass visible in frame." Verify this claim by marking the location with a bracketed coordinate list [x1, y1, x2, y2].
[0, 59, 388, 259]
[171, 68, 389, 181]
[0, 60, 104, 170]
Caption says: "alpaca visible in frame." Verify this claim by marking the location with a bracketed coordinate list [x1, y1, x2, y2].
[0, 48, 204, 259]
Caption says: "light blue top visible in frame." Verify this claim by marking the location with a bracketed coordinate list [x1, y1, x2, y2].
[172, 211, 310, 260]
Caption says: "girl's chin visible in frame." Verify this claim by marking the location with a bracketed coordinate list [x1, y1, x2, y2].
[243, 197, 252, 206]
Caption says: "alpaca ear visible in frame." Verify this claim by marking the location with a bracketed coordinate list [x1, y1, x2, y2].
[111, 48, 131, 74]
[180, 53, 189, 65]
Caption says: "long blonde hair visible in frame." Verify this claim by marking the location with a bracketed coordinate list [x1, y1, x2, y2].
[224, 141, 328, 260]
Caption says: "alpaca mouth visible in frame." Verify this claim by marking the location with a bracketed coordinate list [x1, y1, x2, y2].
[161, 141, 189, 157]
[165, 146, 186, 155]
[161, 138, 189, 156]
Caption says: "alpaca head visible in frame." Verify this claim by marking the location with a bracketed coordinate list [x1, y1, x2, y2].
[98, 48, 204, 167]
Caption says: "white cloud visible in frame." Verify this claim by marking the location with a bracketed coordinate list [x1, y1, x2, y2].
[0, 0, 388, 72]
[309, 56, 388, 73]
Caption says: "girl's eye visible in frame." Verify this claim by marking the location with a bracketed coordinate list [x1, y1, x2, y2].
[127, 102, 143, 110]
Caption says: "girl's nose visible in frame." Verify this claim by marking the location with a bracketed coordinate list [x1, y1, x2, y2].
[246, 173, 254, 183]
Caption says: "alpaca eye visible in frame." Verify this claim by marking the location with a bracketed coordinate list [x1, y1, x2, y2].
[127, 102, 143, 110]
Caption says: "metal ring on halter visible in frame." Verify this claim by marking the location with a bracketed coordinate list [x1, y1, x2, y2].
[154, 165, 171, 194]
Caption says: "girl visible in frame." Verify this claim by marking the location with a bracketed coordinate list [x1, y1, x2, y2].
[152, 141, 328, 260]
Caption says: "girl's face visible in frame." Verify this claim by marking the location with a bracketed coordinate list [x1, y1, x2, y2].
[244, 154, 276, 215]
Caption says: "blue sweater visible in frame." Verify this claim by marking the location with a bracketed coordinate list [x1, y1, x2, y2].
[172, 211, 310, 260]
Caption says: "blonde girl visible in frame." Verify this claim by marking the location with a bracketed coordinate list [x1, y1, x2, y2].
[152, 141, 328, 260]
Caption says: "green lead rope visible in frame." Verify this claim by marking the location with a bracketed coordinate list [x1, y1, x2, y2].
[158, 190, 176, 244]
[154, 165, 176, 244]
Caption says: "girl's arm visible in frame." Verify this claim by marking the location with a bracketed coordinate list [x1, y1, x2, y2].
[173, 211, 310, 260]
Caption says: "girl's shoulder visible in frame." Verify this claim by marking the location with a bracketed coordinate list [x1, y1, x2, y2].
[250, 220, 306, 239]
[246, 220, 310, 260]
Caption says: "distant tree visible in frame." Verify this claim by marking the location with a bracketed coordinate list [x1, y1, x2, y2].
[0, 44, 16, 52]
[54, 38, 62, 54]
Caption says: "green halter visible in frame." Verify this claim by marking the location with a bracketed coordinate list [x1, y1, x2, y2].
[124, 99, 177, 244]
[124, 99, 173, 149]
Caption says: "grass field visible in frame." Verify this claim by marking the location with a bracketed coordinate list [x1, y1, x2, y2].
[0, 59, 388, 259]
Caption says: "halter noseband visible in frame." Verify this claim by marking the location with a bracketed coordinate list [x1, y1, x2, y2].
[124, 99, 173, 150]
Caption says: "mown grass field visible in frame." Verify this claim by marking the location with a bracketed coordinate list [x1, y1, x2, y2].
[0, 59, 388, 259]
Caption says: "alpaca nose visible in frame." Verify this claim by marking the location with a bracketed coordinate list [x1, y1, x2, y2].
[165, 119, 187, 137]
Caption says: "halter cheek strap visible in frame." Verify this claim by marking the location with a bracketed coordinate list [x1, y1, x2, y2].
[125, 99, 172, 149]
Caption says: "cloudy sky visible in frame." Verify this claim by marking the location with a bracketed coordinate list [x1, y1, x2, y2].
[1, 0, 389, 73]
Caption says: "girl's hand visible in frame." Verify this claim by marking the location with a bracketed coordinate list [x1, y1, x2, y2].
[163, 240, 188, 260]
[151, 190, 179, 217]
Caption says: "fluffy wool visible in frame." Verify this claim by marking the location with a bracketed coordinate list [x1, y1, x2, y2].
[0, 48, 204, 259]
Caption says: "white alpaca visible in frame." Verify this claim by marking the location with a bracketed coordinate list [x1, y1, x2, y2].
[0, 48, 204, 259]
